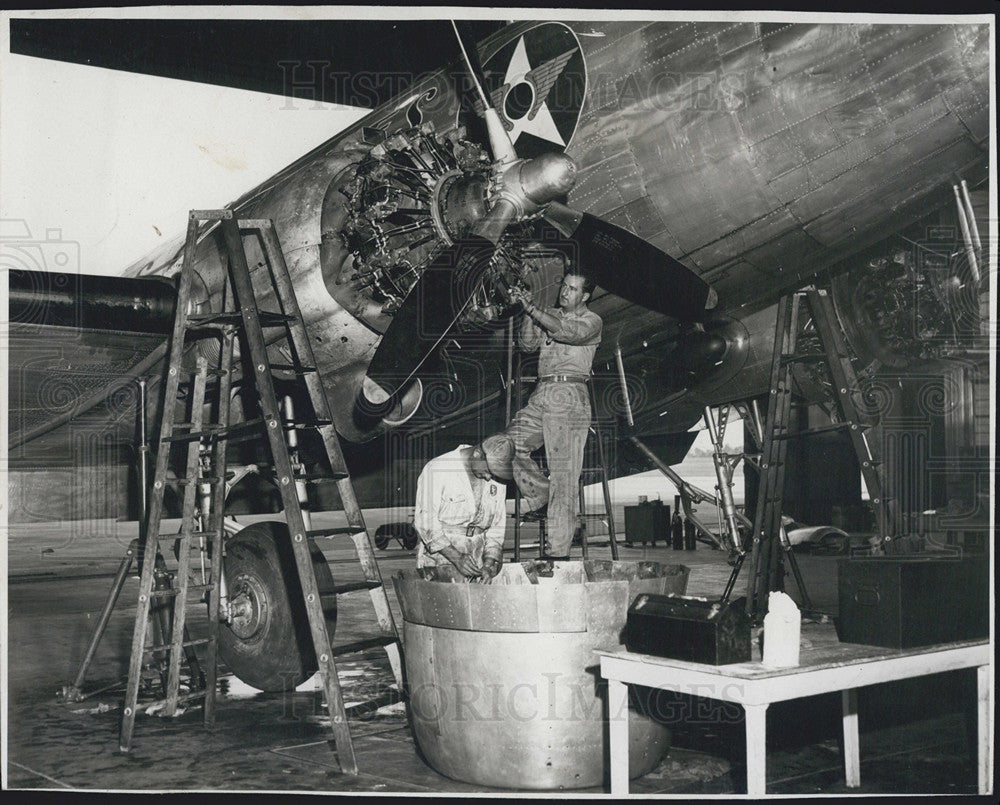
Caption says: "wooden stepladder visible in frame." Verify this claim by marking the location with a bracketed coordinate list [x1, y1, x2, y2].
[119, 210, 403, 775]
[744, 288, 901, 619]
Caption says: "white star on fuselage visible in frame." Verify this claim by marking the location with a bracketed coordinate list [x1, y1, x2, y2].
[491, 36, 576, 148]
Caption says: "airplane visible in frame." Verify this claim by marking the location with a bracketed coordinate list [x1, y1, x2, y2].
[7, 17, 992, 691]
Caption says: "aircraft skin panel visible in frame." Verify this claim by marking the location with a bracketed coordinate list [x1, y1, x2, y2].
[565, 20, 987, 316]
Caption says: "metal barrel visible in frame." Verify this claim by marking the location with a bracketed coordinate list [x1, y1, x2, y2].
[393, 560, 689, 790]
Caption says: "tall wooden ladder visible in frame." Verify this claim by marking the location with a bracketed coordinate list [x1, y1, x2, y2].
[744, 288, 900, 620]
[119, 211, 403, 776]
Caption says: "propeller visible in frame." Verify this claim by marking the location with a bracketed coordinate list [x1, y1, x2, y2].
[362, 21, 717, 406]
[363, 24, 573, 401]
[362, 234, 497, 398]
[540, 202, 717, 320]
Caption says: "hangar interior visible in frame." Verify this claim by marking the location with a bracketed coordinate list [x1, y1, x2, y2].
[4, 14, 995, 798]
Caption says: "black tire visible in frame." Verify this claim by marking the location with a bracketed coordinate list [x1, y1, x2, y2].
[399, 523, 419, 551]
[218, 521, 337, 692]
[374, 522, 419, 550]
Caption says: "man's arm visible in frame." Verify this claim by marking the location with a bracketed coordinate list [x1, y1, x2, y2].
[525, 302, 602, 345]
[519, 310, 543, 352]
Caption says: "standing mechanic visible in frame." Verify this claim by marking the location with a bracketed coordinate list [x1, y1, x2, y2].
[500, 269, 603, 560]
[413, 437, 512, 581]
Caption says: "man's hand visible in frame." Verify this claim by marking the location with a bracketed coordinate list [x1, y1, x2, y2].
[439, 545, 482, 579]
[478, 557, 501, 584]
[508, 285, 534, 309]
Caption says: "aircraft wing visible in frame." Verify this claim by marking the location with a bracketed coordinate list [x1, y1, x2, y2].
[6, 269, 175, 468]
[9, 18, 505, 110]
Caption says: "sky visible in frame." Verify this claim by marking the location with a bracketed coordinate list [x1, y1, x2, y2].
[0, 52, 369, 275]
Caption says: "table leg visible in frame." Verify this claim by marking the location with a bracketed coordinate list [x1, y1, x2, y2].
[744, 703, 768, 796]
[978, 664, 993, 795]
[608, 678, 629, 795]
[841, 688, 860, 787]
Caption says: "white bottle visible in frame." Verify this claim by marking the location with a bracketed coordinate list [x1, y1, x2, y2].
[762, 591, 801, 667]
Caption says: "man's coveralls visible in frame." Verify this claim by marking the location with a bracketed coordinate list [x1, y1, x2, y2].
[413, 445, 507, 570]
[505, 306, 602, 556]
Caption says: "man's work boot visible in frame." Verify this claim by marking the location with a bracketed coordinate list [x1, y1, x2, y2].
[521, 504, 548, 523]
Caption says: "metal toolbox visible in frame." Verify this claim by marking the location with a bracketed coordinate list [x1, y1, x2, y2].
[625, 593, 752, 665]
[836, 556, 989, 648]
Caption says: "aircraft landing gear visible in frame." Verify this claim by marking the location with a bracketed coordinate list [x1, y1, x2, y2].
[218, 521, 337, 692]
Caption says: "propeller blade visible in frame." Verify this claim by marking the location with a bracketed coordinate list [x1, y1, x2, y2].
[543, 201, 717, 320]
[451, 20, 516, 164]
[452, 20, 491, 108]
[365, 235, 496, 398]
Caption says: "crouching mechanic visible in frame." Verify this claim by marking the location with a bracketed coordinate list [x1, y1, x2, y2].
[412, 436, 513, 581]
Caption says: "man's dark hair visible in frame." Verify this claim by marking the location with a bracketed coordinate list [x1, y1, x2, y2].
[565, 268, 596, 296]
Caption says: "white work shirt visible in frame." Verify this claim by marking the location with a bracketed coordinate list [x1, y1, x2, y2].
[521, 306, 602, 377]
[413, 445, 507, 567]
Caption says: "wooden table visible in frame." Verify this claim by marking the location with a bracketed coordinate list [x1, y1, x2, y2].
[598, 628, 992, 796]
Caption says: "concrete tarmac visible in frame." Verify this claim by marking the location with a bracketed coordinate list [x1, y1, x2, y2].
[4, 513, 985, 795]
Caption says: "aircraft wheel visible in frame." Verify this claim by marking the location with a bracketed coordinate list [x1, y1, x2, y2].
[218, 521, 336, 692]
[400, 524, 419, 551]
[373, 525, 391, 550]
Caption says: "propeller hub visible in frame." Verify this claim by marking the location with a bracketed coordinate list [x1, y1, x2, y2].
[517, 151, 578, 206]
[491, 151, 577, 223]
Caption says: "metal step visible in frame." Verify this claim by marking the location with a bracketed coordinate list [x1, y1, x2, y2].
[164, 419, 263, 443]
[163, 475, 219, 486]
[169, 477, 221, 486]
[176, 365, 227, 377]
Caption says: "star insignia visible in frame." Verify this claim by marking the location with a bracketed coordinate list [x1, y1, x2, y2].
[488, 36, 578, 147]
